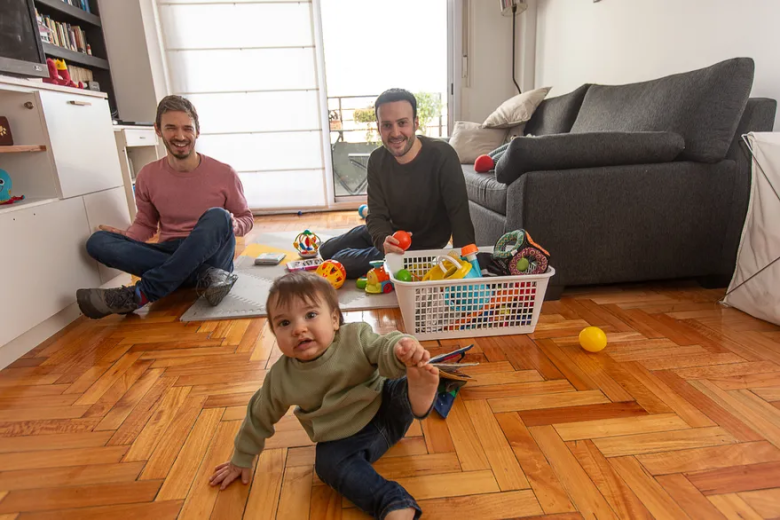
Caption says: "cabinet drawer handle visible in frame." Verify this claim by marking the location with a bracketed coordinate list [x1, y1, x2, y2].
[67, 100, 92, 106]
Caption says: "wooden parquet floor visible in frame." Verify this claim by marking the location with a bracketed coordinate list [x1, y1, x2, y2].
[2, 212, 780, 519]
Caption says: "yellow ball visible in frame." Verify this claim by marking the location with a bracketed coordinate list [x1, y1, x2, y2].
[579, 326, 607, 352]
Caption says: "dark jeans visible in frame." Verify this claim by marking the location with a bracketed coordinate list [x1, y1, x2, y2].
[315, 377, 429, 520]
[85, 207, 235, 302]
[320, 225, 384, 279]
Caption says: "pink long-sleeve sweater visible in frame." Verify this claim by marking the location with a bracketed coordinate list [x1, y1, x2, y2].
[126, 154, 254, 243]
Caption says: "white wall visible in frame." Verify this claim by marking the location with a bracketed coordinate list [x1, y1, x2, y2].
[458, 0, 537, 123]
[535, 0, 780, 129]
[98, 0, 168, 123]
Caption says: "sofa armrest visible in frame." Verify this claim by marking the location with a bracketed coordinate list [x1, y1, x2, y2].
[505, 160, 740, 287]
[495, 131, 685, 185]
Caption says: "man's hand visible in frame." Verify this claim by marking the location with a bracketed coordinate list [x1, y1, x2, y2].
[383, 235, 405, 255]
[98, 225, 126, 236]
[394, 337, 430, 367]
[229, 213, 239, 236]
[209, 461, 252, 490]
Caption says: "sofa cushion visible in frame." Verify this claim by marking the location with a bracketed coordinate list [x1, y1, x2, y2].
[570, 58, 754, 163]
[524, 84, 591, 136]
[462, 164, 507, 215]
[449, 122, 507, 163]
[483, 86, 551, 129]
[495, 131, 685, 185]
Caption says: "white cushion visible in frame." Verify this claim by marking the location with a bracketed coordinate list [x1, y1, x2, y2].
[449, 122, 507, 164]
[483, 86, 552, 129]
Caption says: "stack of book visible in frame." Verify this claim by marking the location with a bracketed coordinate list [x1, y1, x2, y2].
[58, 0, 91, 13]
[36, 10, 92, 56]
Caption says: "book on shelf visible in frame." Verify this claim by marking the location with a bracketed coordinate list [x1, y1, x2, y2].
[36, 10, 92, 56]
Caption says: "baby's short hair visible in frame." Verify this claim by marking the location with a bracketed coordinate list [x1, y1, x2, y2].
[266, 271, 344, 331]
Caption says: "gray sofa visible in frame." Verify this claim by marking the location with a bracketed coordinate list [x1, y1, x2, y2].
[464, 58, 777, 299]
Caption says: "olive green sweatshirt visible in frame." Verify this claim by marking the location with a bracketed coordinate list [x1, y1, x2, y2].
[366, 135, 476, 251]
[230, 322, 411, 468]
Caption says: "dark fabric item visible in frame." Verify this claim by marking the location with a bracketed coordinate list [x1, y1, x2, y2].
[462, 165, 508, 215]
[525, 84, 591, 136]
[494, 131, 685, 185]
[468, 201, 507, 247]
[718, 97, 778, 277]
[503, 160, 738, 287]
[571, 58, 755, 163]
[366, 135, 475, 251]
[488, 142, 510, 159]
[319, 225, 384, 279]
[85, 207, 235, 302]
[315, 377, 421, 520]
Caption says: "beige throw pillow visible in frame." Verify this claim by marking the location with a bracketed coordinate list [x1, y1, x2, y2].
[449, 121, 507, 164]
[483, 86, 552, 129]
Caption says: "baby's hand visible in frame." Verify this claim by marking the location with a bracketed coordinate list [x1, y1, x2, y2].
[209, 461, 251, 490]
[394, 337, 430, 367]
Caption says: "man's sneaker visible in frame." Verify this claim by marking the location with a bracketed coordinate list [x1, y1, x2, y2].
[196, 267, 238, 307]
[77, 285, 140, 319]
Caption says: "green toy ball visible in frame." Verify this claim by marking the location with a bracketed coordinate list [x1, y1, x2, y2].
[515, 257, 529, 272]
[356, 277, 367, 289]
[395, 269, 413, 282]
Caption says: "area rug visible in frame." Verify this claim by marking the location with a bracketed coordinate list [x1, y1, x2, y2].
[180, 229, 399, 322]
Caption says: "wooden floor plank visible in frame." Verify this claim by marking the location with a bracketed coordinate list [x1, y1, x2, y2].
[13, 500, 183, 520]
[517, 402, 648, 427]
[440, 397, 489, 472]
[243, 449, 285, 520]
[0, 481, 162, 514]
[528, 425, 619, 520]
[608, 456, 691, 519]
[488, 390, 610, 413]
[464, 400, 529, 491]
[592, 426, 738, 458]
[0, 461, 144, 491]
[738, 488, 780, 519]
[414, 490, 543, 520]
[567, 439, 653, 520]
[655, 473, 727, 520]
[554, 413, 690, 441]
[0, 446, 128, 472]
[686, 461, 780, 495]
[707, 494, 764, 520]
[636, 441, 780, 475]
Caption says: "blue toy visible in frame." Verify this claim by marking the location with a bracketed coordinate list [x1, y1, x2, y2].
[0, 169, 12, 203]
[358, 204, 369, 219]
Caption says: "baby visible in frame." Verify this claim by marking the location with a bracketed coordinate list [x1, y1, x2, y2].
[210, 271, 440, 520]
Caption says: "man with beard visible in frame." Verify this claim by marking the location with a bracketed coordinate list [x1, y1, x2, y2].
[320, 88, 475, 278]
[76, 95, 253, 319]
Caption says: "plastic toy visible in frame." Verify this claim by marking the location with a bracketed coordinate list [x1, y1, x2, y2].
[423, 255, 472, 282]
[395, 269, 413, 282]
[0, 169, 15, 202]
[356, 277, 367, 289]
[509, 247, 548, 275]
[579, 326, 607, 352]
[358, 204, 369, 219]
[493, 229, 550, 275]
[315, 259, 346, 290]
[294, 230, 320, 258]
[393, 230, 412, 251]
[365, 260, 394, 294]
[474, 154, 495, 173]
[42, 58, 61, 85]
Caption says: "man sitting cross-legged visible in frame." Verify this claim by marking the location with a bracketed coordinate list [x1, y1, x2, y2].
[76, 95, 254, 319]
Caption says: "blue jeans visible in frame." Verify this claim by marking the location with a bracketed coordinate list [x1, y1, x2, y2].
[315, 377, 426, 520]
[320, 225, 384, 279]
[85, 207, 236, 302]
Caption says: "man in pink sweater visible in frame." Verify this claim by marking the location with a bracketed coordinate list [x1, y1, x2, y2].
[77, 96, 254, 319]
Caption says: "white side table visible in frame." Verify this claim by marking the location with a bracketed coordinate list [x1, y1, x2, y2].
[113, 125, 161, 219]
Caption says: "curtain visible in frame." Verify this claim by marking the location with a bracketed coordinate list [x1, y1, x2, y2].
[156, 0, 327, 211]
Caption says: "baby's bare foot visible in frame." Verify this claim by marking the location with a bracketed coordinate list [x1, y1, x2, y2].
[407, 363, 439, 417]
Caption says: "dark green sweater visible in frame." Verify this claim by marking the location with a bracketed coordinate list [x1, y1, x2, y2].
[366, 135, 476, 251]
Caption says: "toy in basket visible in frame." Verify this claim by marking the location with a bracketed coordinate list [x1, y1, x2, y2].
[294, 230, 320, 258]
[386, 239, 555, 341]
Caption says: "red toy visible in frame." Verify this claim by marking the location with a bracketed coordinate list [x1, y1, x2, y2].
[393, 230, 412, 251]
[42, 58, 61, 85]
[474, 154, 495, 173]
[56, 60, 78, 88]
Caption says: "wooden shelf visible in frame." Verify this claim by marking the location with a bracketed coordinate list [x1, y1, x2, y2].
[0, 197, 59, 215]
[42, 43, 109, 70]
[35, 0, 101, 27]
[0, 145, 47, 153]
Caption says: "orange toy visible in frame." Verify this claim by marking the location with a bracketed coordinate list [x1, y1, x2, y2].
[393, 230, 412, 251]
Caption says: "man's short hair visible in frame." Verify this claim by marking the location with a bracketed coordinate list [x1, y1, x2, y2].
[374, 89, 417, 121]
[155, 95, 200, 133]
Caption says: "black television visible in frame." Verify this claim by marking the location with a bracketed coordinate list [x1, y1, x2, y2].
[0, 0, 48, 79]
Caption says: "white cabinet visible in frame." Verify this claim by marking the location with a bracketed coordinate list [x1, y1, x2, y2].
[0, 197, 101, 348]
[38, 90, 124, 198]
[83, 186, 132, 284]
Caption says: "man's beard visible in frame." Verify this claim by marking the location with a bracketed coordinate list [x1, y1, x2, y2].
[163, 136, 194, 159]
[383, 132, 416, 158]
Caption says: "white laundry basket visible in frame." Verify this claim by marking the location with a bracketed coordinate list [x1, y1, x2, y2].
[386, 247, 555, 341]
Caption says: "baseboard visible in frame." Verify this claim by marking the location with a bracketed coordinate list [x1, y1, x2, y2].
[0, 272, 132, 370]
